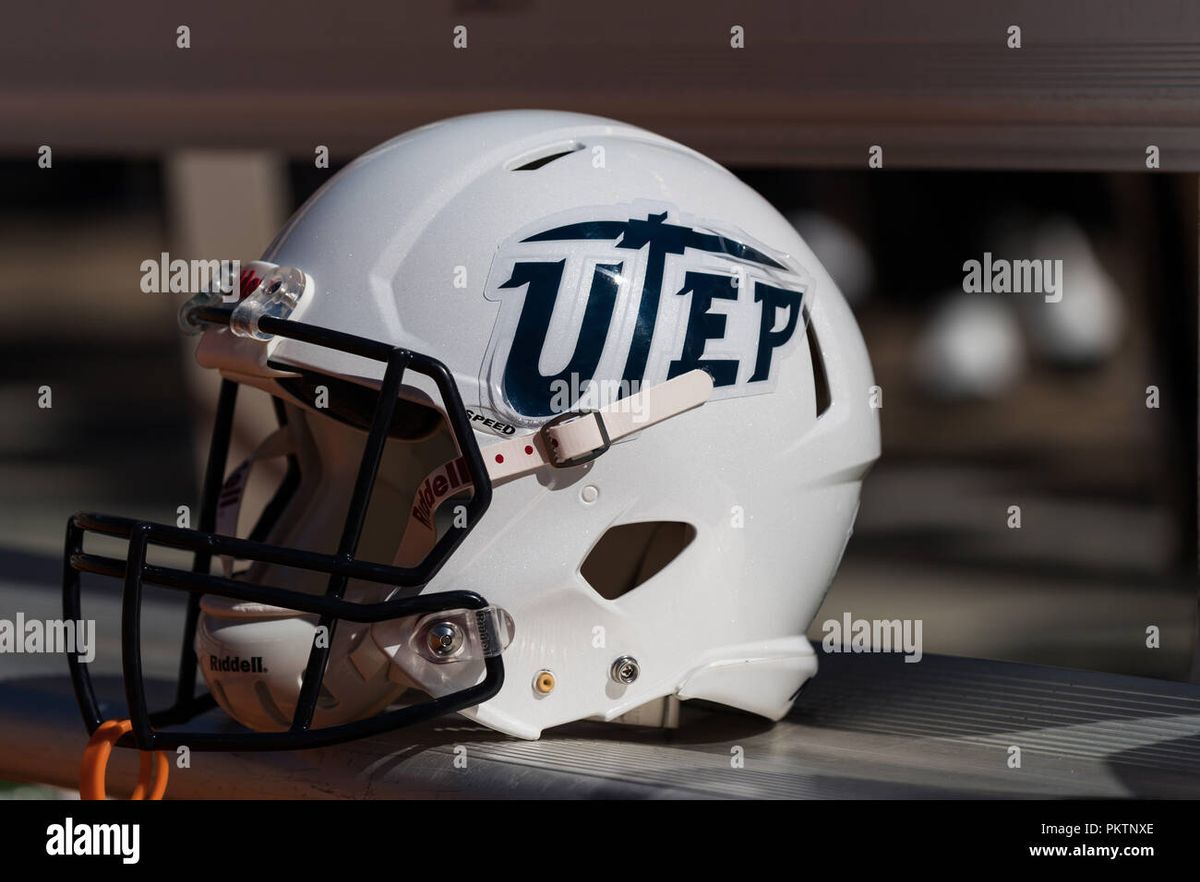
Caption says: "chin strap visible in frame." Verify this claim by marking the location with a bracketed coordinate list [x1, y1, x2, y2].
[483, 368, 715, 482]
[80, 719, 169, 800]
[393, 370, 715, 566]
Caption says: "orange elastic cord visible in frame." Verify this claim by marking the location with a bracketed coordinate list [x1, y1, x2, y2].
[80, 718, 169, 800]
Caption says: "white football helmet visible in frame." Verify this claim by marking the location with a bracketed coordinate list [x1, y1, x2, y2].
[65, 110, 879, 750]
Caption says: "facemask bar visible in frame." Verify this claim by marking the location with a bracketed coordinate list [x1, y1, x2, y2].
[63, 306, 499, 752]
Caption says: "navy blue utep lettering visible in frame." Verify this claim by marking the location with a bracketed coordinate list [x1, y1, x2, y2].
[668, 271, 739, 385]
[751, 282, 803, 382]
[501, 259, 622, 417]
[498, 212, 803, 417]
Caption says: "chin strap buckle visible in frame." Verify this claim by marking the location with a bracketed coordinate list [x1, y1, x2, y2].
[540, 409, 611, 468]
[483, 368, 715, 483]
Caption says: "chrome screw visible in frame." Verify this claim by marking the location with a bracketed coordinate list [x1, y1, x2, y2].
[427, 622, 463, 657]
[610, 655, 639, 684]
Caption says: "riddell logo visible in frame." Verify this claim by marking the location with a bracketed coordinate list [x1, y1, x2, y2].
[210, 654, 267, 673]
[411, 457, 473, 530]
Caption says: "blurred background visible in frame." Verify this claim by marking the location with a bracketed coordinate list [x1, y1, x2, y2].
[0, 1, 1198, 764]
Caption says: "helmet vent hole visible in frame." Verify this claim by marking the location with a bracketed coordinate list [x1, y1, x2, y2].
[507, 141, 584, 171]
[580, 521, 696, 601]
[804, 309, 832, 417]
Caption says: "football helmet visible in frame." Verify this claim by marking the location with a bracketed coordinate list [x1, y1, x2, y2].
[64, 110, 880, 751]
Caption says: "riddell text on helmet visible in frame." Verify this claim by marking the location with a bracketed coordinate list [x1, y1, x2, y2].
[209, 654, 267, 673]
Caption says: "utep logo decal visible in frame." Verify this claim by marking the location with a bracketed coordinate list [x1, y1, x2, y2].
[480, 203, 809, 427]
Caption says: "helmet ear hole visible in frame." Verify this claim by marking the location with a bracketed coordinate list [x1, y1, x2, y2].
[580, 521, 697, 601]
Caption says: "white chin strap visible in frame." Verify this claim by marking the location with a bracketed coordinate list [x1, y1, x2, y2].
[395, 369, 715, 565]
[484, 368, 715, 482]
